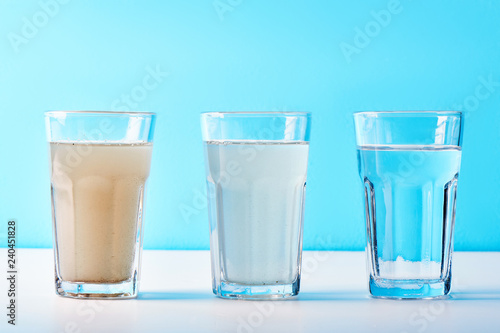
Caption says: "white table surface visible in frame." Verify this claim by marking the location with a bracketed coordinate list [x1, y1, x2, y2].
[1, 249, 499, 333]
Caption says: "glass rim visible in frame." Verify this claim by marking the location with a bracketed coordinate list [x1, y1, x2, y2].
[353, 111, 462, 117]
[201, 111, 311, 117]
[45, 110, 156, 117]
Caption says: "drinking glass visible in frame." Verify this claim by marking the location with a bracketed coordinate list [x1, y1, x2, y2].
[45, 111, 156, 299]
[201, 112, 311, 299]
[354, 111, 463, 298]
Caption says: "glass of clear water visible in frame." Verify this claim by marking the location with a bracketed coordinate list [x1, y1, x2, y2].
[201, 112, 311, 299]
[354, 111, 463, 299]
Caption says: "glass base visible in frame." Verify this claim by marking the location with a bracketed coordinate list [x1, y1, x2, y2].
[369, 276, 451, 299]
[214, 280, 300, 300]
[55, 276, 138, 299]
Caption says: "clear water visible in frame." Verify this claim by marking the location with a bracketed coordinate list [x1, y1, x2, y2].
[357, 145, 461, 282]
[205, 141, 309, 286]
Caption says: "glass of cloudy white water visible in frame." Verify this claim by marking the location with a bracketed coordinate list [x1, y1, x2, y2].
[201, 112, 311, 299]
[45, 111, 156, 299]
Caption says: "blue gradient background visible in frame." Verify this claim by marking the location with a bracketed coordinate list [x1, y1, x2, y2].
[0, 0, 499, 250]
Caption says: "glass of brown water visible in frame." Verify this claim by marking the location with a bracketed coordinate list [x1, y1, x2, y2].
[45, 111, 156, 299]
